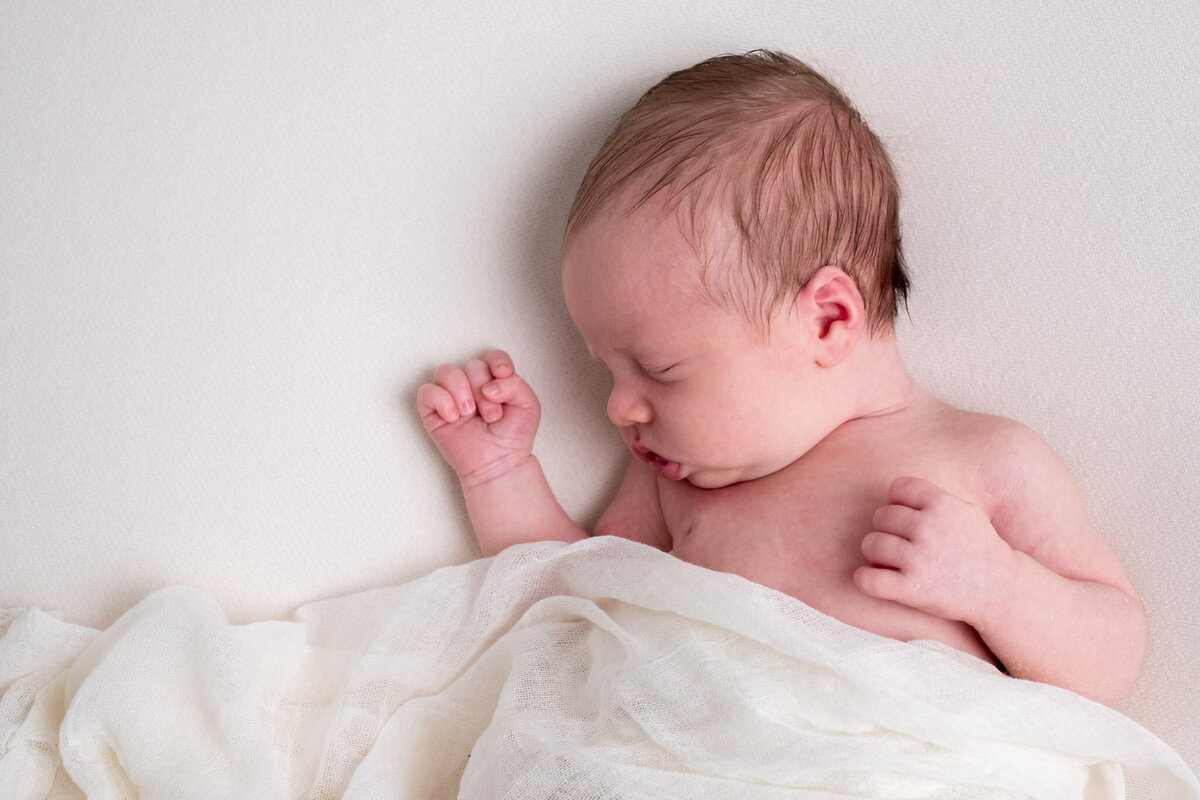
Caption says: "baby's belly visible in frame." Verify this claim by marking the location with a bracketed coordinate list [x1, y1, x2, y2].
[671, 527, 997, 667]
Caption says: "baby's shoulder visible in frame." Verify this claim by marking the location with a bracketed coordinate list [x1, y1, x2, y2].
[932, 406, 1081, 522]
[936, 406, 1052, 463]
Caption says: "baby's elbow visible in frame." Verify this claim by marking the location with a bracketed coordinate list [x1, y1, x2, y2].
[1087, 597, 1148, 706]
[1111, 601, 1149, 704]
[1088, 666, 1141, 707]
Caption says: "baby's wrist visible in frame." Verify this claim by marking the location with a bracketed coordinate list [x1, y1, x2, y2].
[458, 451, 536, 491]
[969, 546, 1023, 633]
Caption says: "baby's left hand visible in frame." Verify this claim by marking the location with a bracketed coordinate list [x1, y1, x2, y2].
[853, 477, 1016, 627]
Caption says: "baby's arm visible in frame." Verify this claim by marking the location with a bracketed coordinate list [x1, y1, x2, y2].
[593, 456, 672, 550]
[418, 350, 586, 556]
[855, 422, 1146, 704]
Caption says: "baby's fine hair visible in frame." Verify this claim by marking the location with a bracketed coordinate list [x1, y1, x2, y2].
[566, 50, 910, 333]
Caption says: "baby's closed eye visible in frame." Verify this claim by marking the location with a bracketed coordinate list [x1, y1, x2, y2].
[639, 361, 681, 379]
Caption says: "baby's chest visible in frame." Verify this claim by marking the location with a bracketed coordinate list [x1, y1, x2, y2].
[657, 458, 991, 658]
[660, 465, 882, 598]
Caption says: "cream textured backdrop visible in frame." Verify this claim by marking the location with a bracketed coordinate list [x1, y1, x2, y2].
[2, 0, 1197, 773]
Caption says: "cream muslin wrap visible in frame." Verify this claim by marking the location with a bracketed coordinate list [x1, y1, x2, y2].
[2, 537, 1197, 799]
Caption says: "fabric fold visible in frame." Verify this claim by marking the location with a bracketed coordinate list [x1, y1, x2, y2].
[2, 537, 1196, 799]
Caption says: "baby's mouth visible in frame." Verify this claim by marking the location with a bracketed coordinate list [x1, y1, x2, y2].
[631, 442, 685, 481]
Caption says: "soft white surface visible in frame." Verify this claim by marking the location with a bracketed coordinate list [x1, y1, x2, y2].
[2, 538, 1198, 798]
[1, 0, 1197, 774]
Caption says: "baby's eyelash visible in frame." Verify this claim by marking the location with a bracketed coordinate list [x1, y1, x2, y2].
[640, 362, 679, 377]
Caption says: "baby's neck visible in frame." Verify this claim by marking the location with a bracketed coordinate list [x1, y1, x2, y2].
[841, 333, 925, 422]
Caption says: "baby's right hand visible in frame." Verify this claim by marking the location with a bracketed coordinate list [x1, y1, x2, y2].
[417, 350, 541, 487]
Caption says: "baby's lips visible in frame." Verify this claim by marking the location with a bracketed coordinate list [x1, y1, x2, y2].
[630, 441, 653, 463]
[654, 457, 686, 482]
[629, 441, 686, 480]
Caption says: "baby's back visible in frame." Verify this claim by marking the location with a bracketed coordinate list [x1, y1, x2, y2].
[659, 394, 1009, 663]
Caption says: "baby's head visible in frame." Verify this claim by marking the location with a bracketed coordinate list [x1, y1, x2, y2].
[561, 52, 914, 486]
[564, 50, 909, 335]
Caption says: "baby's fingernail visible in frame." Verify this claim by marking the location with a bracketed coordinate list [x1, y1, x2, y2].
[482, 382, 499, 398]
[483, 406, 501, 422]
[460, 399, 475, 415]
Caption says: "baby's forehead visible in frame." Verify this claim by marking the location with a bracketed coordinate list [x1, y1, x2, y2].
[562, 196, 739, 313]
[570, 183, 742, 260]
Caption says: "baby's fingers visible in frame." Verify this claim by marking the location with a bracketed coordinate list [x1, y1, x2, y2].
[417, 382, 462, 427]
[483, 349, 515, 379]
[887, 476, 946, 510]
[853, 564, 906, 602]
[480, 374, 534, 409]
[861, 530, 910, 569]
[871, 504, 921, 539]
[464, 358, 504, 423]
[433, 364, 477, 417]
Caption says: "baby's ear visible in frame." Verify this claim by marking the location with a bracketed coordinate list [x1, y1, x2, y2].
[797, 266, 866, 367]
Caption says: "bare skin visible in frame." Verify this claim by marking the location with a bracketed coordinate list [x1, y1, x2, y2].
[418, 202, 1147, 705]
[647, 395, 1003, 664]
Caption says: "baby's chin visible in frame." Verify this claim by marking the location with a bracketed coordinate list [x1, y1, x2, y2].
[683, 466, 756, 490]
[684, 457, 791, 489]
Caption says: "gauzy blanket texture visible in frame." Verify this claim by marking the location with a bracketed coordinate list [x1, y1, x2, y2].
[1, 538, 1196, 799]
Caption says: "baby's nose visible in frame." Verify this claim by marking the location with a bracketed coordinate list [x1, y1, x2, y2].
[607, 385, 652, 427]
